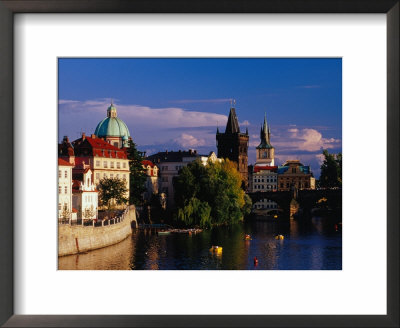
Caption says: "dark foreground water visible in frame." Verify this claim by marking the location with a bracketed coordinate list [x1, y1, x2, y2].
[59, 216, 342, 270]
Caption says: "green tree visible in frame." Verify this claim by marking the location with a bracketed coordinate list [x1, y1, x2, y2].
[83, 204, 96, 221]
[173, 159, 251, 228]
[126, 140, 147, 205]
[98, 177, 128, 211]
[319, 149, 342, 188]
[60, 204, 71, 223]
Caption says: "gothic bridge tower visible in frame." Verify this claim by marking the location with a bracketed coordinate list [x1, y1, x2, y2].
[216, 102, 249, 188]
[255, 113, 275, 166]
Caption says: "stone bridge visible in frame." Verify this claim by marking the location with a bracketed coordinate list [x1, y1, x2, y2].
[247, 189, 342, 218]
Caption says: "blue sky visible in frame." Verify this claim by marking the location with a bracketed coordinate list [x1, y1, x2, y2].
[58, 58, 342, 178]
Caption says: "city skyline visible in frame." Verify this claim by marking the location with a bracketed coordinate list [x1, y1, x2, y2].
[58, 58, 342, 177]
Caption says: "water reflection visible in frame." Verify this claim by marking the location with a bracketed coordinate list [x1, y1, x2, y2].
[59, 216, 342, 270]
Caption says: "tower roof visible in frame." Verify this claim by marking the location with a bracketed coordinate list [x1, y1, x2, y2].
[225, 107, 240, 134]
[256, 113, 273, 149]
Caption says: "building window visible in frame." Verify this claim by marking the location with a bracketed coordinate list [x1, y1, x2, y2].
[110, 174, 114, 178]
[58, 170, 61, 178]
[123, 174, 126, 180]
[64, 186, 67, 194]
[123, 162, 126, 168]
[58, 203, 61, 211]
[104, 173, 107, 178]
[110, 162, 114, 168]
[96, 160, 100, 167]
[58, 186, 61, 194]
[114, 142, 118, 147]
[65, 171, 68, 178]
[116, 174, 119, 179]
[117, 162, 120, 169]
[280, 183, 284, 188]
[103, 161, 108, 168]
[96, 173, 100, 180]
[292, 168, 296, 173]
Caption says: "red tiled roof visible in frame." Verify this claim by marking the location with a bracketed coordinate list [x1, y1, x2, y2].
[253, 165, 278, 173]
[142, 160, 155, 167]
[72, 180, 81, 190]
[73, 136, 128, 159]
[58, 158, 74, 166]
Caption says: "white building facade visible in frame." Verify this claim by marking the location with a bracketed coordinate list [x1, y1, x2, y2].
[72, 168, 99, 221]
[142, 160, 160, 201]
[58, 158, 74, 222]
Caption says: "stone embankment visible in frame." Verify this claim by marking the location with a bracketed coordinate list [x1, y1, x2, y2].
[58, 205, 137, 257]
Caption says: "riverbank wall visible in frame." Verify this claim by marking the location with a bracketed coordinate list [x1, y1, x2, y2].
[58, 205, 137, 257]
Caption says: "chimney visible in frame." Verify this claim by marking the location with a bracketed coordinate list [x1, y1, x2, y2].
[63, 136, 69, 143]
[91, 134, 96, 139]
[82, 132, 86, 140]
[194, 150, 197, 155]
[166, 150, 168, 154]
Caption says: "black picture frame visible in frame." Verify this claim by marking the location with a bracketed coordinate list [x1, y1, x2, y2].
[0, 1, 398, 327]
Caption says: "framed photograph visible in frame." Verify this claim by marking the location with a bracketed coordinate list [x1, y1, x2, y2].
[1, 1, 398, 327]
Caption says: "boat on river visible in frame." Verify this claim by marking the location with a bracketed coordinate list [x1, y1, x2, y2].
[209, 246, 223, 254]
[157, 231, 171, 235]
[170, 228, 203, 234]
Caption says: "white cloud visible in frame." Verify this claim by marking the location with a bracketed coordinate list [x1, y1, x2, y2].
[169, 98, 231, 104]
[173, 133, 206, 148]
[59, 99, 227, 129]
[274, 128, 341, 152]
[315, 153, 325, 165]
[240, 120, 250, 126]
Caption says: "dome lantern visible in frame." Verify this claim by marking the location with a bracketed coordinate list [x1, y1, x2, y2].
[107, 102, 118, 118]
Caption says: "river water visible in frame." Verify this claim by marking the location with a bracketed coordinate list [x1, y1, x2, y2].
[59, 216, 342, 270]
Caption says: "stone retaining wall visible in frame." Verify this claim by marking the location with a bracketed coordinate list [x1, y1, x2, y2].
[58, 205, 136, 257]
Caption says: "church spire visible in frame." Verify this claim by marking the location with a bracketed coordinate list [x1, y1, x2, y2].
[257, 112, 273, 149]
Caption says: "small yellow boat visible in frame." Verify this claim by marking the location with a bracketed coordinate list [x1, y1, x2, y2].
[275, 234, 284, 240]
[209, 246, 223, 254]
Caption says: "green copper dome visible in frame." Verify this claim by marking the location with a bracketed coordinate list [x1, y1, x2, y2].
[94, 103, 131, 138]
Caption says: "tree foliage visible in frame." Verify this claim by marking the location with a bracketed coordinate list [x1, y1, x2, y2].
[173, 159, 251, 228]
[98, 177, 128, 210]
[319, 149, 342, 188]
[83, 204, 96, 220]
[126, 140, 147, 205]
